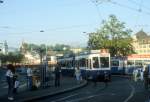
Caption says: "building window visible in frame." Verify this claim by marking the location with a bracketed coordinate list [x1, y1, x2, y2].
[143, 45, 146, 48]
[140, 45, 142, 48]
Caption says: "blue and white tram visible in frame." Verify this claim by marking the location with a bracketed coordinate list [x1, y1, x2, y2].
[111, 57, 125, 75]
[57, 56, 75, 76]
[75, 50, 111, 81]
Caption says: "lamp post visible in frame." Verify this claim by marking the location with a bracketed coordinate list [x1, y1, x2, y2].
[35, 47, 46, 88]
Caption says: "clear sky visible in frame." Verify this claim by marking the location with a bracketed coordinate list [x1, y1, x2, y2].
[0, 0, 150, 48]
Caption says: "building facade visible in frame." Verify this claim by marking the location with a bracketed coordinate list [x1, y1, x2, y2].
[132, 30, 150, 54]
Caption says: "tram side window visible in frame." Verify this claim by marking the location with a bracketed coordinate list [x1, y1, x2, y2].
[66, 61, 72, 68]
[127, 61, 134, 66]
[75, 60, 79, 67]
[135, 60, 142, 68]
[100, 57, 109, 68]
[60, 61, 66, 67]
[92, 57, 99, 68]
[111, 60, 119, 67]
[79, 58, 86, 67]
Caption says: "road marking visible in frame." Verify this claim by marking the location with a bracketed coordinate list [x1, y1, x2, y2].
[67, 93, 115, 102]
[123, 83, 135, 102]
[51, 93, 79, 102]
[3, 83, 26, 88]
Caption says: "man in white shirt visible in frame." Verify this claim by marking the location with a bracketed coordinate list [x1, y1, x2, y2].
[6, 64, 15, 101]
[27, 67, 33, 90]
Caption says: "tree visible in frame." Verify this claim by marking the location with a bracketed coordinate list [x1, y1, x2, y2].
[0, 52, 24, 65]
[88, 15, 134, 57]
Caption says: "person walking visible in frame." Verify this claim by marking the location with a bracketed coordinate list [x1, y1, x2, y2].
[54, 64, 61, 87]
[5, 64, 15, 101]
[133, 69, 138, 82]
[140, 69, 144, 81]
[144, 67, 149, 89]
[27, 67, 33, 90]
[104, 71, 109, 87]
[13, 75, 20, 94]
[75, 66, 81, 84]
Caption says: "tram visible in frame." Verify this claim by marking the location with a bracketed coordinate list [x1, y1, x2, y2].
[58, 49, 111, 81]
[111, 57, 125, 75]
[111, 54, 150, 75]
[58, 56, 75, 76]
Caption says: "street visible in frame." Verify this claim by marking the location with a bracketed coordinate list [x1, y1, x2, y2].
[36, 77, 149, 102]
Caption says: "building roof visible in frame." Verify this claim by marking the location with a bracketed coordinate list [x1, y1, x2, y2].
[135, 30, 150, 39]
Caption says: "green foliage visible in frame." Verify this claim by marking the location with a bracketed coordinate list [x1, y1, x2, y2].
[88, 15, 134, 56]
[22, 43, 72, 56]
[0, 52, 24, 64]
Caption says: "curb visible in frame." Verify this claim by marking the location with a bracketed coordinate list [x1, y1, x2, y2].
[20, 80, 88, 102]
[112, 75, 131, 78]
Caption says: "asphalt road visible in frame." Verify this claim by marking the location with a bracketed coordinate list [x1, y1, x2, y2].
[36, 77, 150, 102]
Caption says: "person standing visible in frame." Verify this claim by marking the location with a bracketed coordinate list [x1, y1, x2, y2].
[6, 64, 15, 101]
[13, 75, 20, 94]
[144, 67, 149, 89]
[54, 64, 61, 87]
[27, 67, 33, 90]
[133, 69, 138, 82]
[75, 66, 81, 84]
[104, 71, 109, 87]
[140, 69, 144, 81]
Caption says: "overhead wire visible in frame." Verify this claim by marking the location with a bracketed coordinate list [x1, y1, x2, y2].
[128, 0, 150, 11]
[0, 23, 99, 35]
[89, 0, 104, 22]
[108, 0, 150, 16]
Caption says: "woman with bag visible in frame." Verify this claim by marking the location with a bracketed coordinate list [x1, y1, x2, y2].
[6, 64, 15, 101]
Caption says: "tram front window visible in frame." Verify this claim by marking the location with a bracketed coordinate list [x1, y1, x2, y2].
[92, 57, 99, 68]
[100, 57, 109, 68]
[111, 60, 119, 67]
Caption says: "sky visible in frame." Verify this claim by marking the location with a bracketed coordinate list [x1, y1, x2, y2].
[0, 0, 150, 48]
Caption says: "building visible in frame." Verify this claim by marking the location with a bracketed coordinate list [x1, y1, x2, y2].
[0, 40, 8, 55]
[70, 48, 83, 54]
[132, 30, 150, 54]
[126, 30, 150, 66]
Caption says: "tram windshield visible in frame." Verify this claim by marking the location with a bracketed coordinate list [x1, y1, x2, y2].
[111, 60, 119, 67]
[100, 57, 109, 68]
[92, 57, 99, 68]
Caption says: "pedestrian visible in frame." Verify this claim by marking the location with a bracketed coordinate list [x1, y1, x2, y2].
[104, 71, 109, 87]
[13, 75, 20, 94]
[5, 64, 15, 101]
[140, 69, 144, 81]
[133, 69, 138, 82]
[75, 66, 81, 84]
[93, 75, 98, 86]
[27, 67, 33, 90]
[54, 64, 61, 87]
[144, 67, 149, 89]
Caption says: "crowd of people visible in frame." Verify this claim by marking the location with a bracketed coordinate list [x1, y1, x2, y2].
[132, 68, 144, 82]
[5, 63, 64, 101]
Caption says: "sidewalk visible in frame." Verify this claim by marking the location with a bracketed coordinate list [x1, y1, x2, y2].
[0, 77, 87, 102]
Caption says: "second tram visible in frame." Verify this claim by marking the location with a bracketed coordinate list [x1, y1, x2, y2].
[58, 49, 111, 81]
